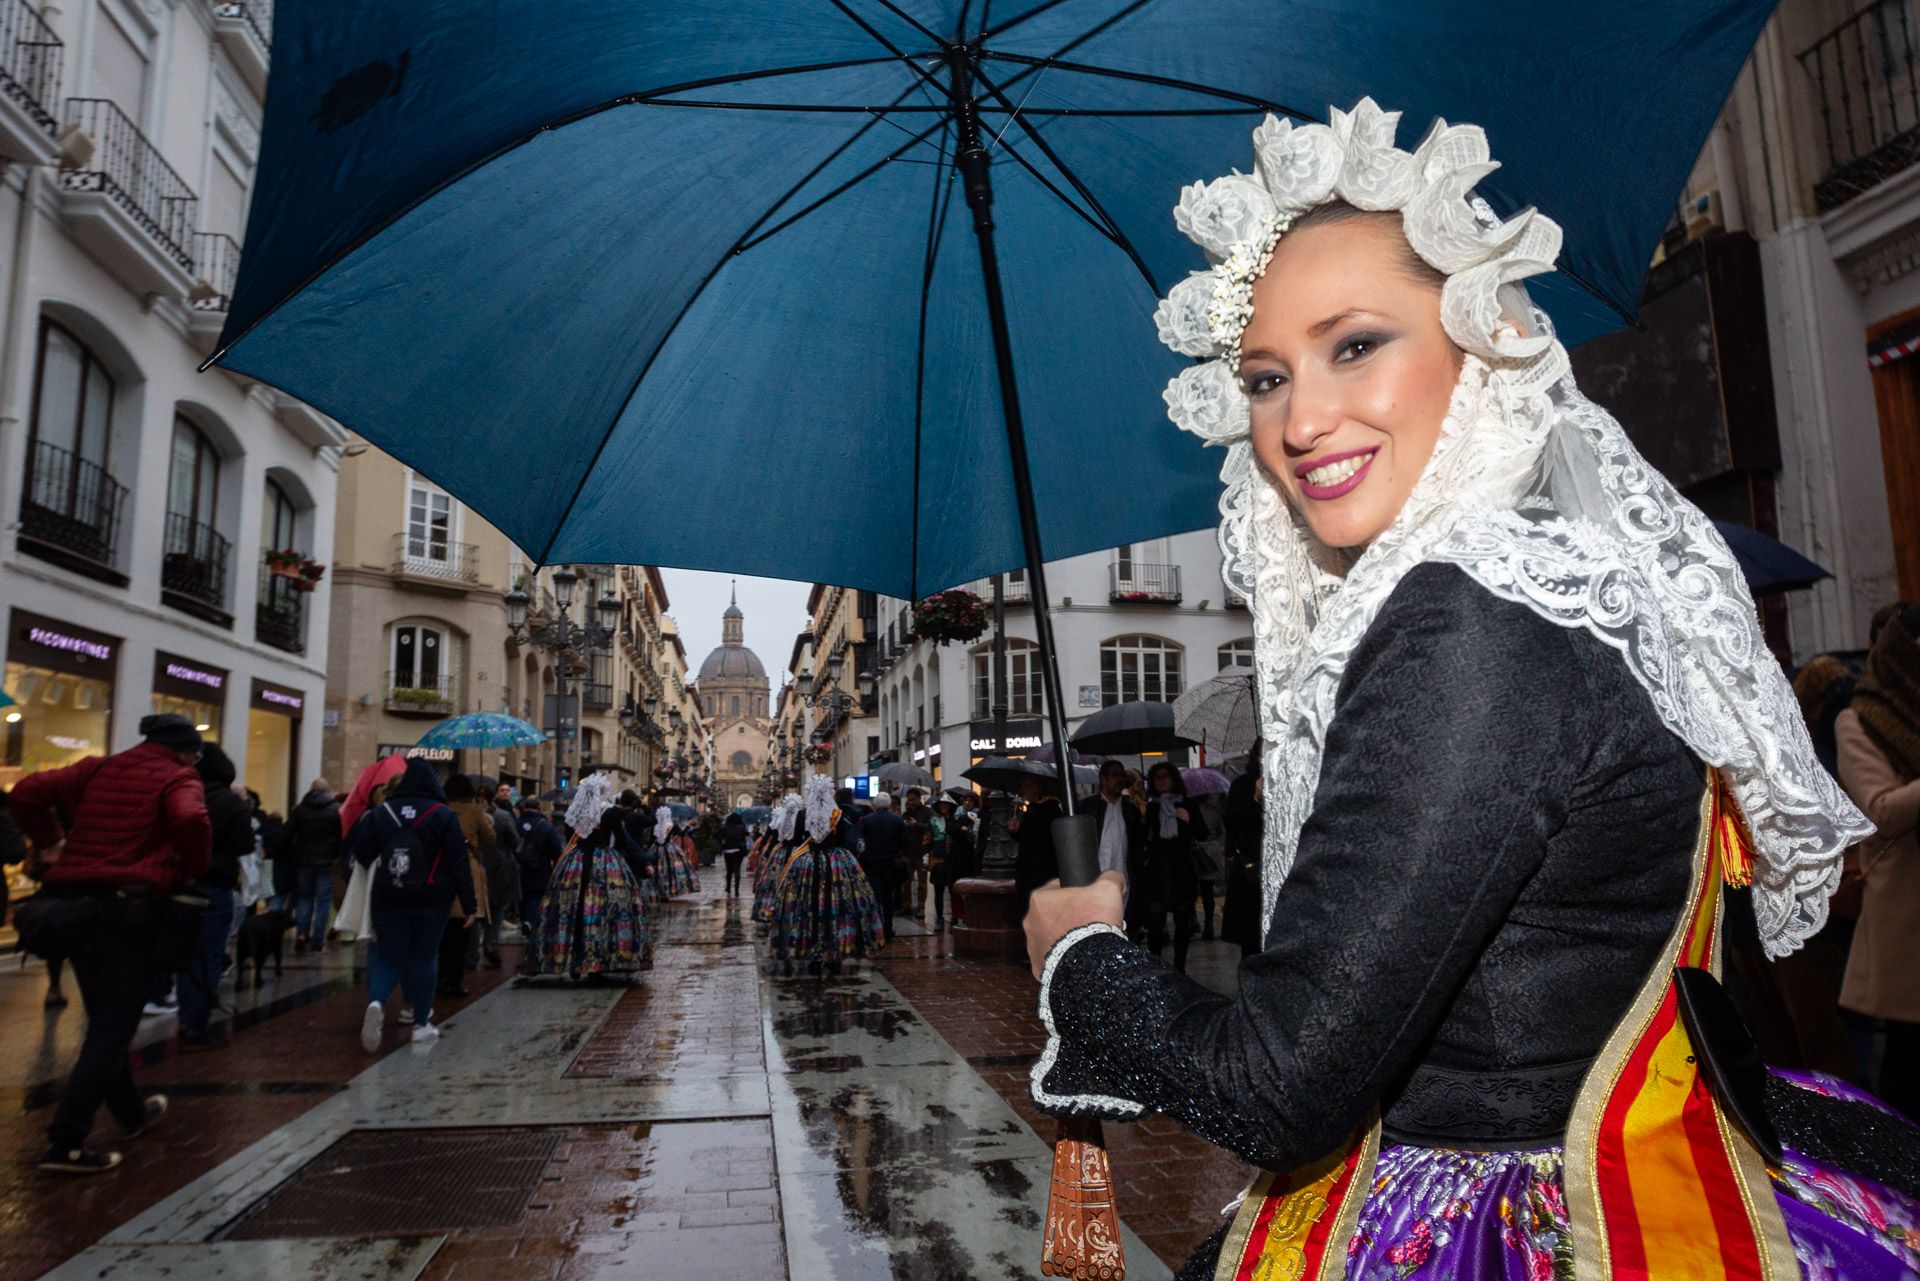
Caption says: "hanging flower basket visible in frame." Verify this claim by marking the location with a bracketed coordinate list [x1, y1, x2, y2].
[911, 589, 988, 644]
[297, 557, 327, 586]
[777, 772, 800, 789]
[803, 743, 834, 767]
[653, 762, 677, 780]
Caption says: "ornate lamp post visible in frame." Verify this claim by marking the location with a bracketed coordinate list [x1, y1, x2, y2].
[505, 567, 619, 789]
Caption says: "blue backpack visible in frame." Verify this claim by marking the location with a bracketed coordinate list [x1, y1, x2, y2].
[372, 800, 447, 895]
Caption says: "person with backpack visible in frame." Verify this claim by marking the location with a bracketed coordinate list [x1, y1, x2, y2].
[350, 758, 475, 1050]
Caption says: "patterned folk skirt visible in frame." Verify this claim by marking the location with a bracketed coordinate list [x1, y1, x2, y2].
[1182, 1072, 1920, 1280]
[658, 841, 701, 898]
[532, 844, 652, 977]
[768, 845, 886, 966]
[752, 845, 787, 924]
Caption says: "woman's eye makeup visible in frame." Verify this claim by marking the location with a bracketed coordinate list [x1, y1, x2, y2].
[1243, 369, 1288, 399]
[1333, 331, 1391, 362]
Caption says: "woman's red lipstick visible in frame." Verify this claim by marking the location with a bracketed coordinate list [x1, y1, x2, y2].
[1294, 447, 1378, 500]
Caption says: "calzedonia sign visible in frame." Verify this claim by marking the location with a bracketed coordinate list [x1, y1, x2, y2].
[967, 718, 1045, 755]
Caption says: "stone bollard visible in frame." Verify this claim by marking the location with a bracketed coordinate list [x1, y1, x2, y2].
[950, 877, 1026, 962]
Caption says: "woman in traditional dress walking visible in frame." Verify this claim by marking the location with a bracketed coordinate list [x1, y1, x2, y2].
[769, 776, 884, 977]
[529, 773, 650, 980]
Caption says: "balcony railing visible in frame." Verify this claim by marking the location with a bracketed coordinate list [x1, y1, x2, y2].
[969, 573, 1032, 603]
[60, 98, 197, 270]
[213, 0, 271, 51]
[385, 671, 455, 716]
[1, 0, 62, 135]
[582, 682, 614, 710]
[1802, 0, 1920, 211]
[161, 511, 231, 621]
[392, 531, 480, 583]
[1109, 562, 1182, 604]
[191, 231, 239, 311]
[256, 566, 308, 654]
[19, 438, 124, 572]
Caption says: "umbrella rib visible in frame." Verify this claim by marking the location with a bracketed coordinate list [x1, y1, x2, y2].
[972, 62, 1155, 287]
[845, 0, 952, 51]
[534, 100, 933, 568]
[980, 50, 1301, 116]
[909, 118, 959, 598]
[822, 0, 950, 96]
[202, 54, 912, 371]
[977, 0, 1081, 42]
[735, 118, 949, 254]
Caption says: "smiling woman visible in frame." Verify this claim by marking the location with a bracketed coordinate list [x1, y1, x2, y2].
[1024, 100, 1913, 1281]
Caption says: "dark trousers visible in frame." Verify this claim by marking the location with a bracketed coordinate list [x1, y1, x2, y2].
[722, 851, 746, 895]
[439, 917, 471, 991]
[1147, 902, 1194, 972]
[864, 861, 899, 941]
[367, 898, 449, 1027]
[930, 881, 950, 928]
[294, 865, 332, 943]
[48, 895, 162, 1151]
[176, 884, 235, 1035]
[1881, 1019, 1920, 1122]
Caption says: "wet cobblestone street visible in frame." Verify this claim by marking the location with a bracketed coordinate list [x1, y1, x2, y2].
[0, 884, 1255, 1280]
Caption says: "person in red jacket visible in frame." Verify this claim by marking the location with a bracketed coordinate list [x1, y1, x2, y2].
[10, 714, 211, 1174]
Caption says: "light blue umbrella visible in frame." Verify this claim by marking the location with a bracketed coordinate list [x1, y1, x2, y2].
[208, 0, 1771, 818]
[414, 712, 545, 751]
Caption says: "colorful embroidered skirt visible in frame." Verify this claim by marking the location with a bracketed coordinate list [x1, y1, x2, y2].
[768, 846, 886, 965]
[1197, 1074, 1919, 1280]
[658, 842, 700, 898]
[751, 846, 786, 924]
[531, 845, 651, 977]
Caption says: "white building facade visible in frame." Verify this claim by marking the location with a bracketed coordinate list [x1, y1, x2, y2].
[871, 530, 1251, 789]
[0, 0, 345, 818]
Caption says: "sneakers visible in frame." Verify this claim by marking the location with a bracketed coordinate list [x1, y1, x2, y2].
[39, 1147, 121, 1175]
[122, 1095, 168, 1139]
[409, 1022, 440, 1043]
[141, 997, 177, 1017]
[360, 1001, 384, 1054]
[180, 1026, 231, 1051]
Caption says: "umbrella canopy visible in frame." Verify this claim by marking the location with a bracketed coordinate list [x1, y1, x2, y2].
[873, 761, 935, 790]
[1181, 767, 1232, 796]
[339, 755, 407, 835]
[1027, 742, 1099, 766]
[1713, 521, 1833, 596]
[1172, 671, 1260, 756]
[667, 802, 699, 821]
[415, 712, 545, 751]
[738, 805, 772, 825]
[212, 1, 1770, 599]
[0, 689, 14, 708]
[963, 755, 1097, 792]
[1071, 701, 1197, 757]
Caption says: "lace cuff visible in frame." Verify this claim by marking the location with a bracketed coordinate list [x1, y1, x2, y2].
[1030, 923, 1148, 1120]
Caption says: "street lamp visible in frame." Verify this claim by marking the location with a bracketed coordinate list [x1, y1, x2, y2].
[595, 589, 619, 634]
[825, 648, 845, 681]
[504, 565, 619, 791]
[552, 565, 577, 609]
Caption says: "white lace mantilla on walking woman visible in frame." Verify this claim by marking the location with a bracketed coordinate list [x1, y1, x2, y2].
[1155, 99, 1870, 957]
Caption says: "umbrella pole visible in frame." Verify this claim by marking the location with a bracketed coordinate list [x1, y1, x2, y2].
[949, 51, 1121, 1281]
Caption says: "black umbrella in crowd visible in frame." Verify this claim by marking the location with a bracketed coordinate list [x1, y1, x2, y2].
[1070, 701, 1197, 758]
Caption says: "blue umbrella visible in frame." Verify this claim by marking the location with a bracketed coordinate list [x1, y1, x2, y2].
[414, 712, 546, 751]
[208, 2, 1769, 850]
[1713, 521, 1833, 596]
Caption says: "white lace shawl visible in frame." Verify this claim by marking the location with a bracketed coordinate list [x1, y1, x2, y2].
[564, 773, 615, 839]
[1210, 325, 1870, 958]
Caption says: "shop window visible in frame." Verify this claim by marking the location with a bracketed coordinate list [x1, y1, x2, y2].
[3, 612, 119, 791]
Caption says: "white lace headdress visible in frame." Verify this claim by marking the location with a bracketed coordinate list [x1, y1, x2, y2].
[564, 772, 616, 839]
[773, 793, 803, 841]
[653, 805, 675, 845]
[1158, 99, 1870, 957]
[804, 773, 837, 843]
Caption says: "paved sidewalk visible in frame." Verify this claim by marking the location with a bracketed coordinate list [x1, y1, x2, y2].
[4, 881, 1245, 1279]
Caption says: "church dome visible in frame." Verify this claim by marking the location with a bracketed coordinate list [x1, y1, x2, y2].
[699, 644, 766, 680]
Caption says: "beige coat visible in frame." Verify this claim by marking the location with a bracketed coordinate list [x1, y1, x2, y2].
[451, 798, 494, 923]
[1836, 708, 1920, 1021]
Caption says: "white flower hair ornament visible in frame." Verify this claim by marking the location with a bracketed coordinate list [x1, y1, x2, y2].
[1153, 97, 1566, 448]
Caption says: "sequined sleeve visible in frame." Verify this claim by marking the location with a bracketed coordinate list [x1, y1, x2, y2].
[1030, 564, 1594, 1169]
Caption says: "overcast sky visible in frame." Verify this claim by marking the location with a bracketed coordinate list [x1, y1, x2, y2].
[660, 569, 812, 691]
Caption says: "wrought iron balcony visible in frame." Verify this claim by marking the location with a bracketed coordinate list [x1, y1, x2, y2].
[162, 511, 232, 623]
[391, 531, 481, 584]
[256, 566, 308, 654]
[0, 0, 61, 162]
[191, 231, 239, 311]
[211, 0, 270, 95]
[1802, 0, 1920, 211]
[18, 439, 125, 577]
[582, 682, 614, 711]
[969, 573, 1032, 604]
[385, 671, 455, 716]
[1109, 562, 1182, 604]
[58, 98, 198, 293]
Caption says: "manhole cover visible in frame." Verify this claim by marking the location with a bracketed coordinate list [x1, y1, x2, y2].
[224, 1128, 563, 1239]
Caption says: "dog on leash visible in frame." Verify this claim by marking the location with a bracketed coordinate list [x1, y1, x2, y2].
[234, 906, 295, 988]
